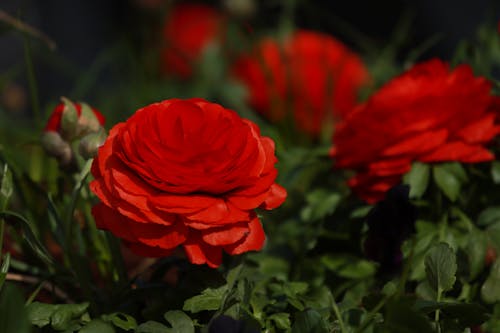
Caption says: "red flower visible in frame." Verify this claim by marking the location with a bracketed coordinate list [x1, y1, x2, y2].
[232, 30, 370, 136]
[44, 102, 105, 134]
[90, 98, 286, 267]
[161, 3, 225, 79]
[331, 59, 500, 203]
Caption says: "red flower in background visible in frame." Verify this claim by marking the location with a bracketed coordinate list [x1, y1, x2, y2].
[161, 3, 225, 79]
[331, 59, 500, 203]
[90, 98, 286, 267]
[232, 30, 370, 136]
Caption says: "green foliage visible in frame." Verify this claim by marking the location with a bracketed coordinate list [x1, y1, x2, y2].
[27, 301, 90, 330]
[432, 163, 468, 202]
[0, 283, 31, 333]
[1, 4, 500, 333]
[424, 242, 457, 293]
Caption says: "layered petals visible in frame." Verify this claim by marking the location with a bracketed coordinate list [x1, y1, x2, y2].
[332, 59, 500, 202]
[232, 30, 370, 137]
[90, 98, 286, 267]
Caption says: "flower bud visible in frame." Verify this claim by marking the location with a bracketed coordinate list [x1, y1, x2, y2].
[44, 97, 106, 141]
[223, 0, 256, 19]
[79, 127, 107, 160]
[41, 131, 73, 166]
[42, 97, 106, 168]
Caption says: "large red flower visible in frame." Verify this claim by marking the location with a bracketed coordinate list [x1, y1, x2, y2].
[90, 98, 286, 267]
[161, 3, 225, 79]
[232, 30, 370, 136]
[332, 59, 500, 203]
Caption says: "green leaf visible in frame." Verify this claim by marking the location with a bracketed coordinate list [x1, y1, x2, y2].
[27, 302, 57, 327]
[268, 313, 291, 330]
[403, 162, 430, 198]
[136, 321, 169, 333]
[0, 283, 31, 333]
[414, 301, 489, 327]
[79, 319, 115, 333]
[0, 164, 13, 209]
[477, 206, 500, 227]
[464, 229, 487, 280]
[183, 285, 227, 313]
[300, 189, 341, 221]
[491, 161, 500, 184]
[163, 311, 194, 333]
[433, 163, 467, 202]
[50, 302, 90, 331]
[0, 253, 10, 291]
[321, 255, 376, 279]
[291, 309, 328, 333]
[481, 258, 500, 303]
[383, 299, 434, 333]
[0, 211, 57, 268]
[424, 242, 457, 292]
[101, 313, 137, 331]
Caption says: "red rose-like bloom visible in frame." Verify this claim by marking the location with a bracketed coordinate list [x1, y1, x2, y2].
[90, 98, 287, 267]
[232, 30, 370, 135]
[44, 102, 105, 133]
[331, 59, 500, 203]
[161, 3, 224, 78]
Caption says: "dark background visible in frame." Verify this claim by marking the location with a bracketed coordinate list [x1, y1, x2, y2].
[0, 0, 498, 115]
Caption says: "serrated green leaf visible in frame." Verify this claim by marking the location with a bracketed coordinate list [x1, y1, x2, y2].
[403, 162, 430, 198]
[136, 321, 169, 333]
[183, 285, 227, 313]
[163, 311, 194, 333]
[79, 319, 115, 333]
[425, 243, 457, 292]
[433, 163, 467, 202]
[481, 258, 500, 303]
[268, 313, 291, 330]
[291, 309, 328, 333]
[102, 312, 137, 331]
[27, 302, 57, 327]
[50, 302, 89, 331]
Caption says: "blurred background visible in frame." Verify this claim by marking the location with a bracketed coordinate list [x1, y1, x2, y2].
[0, 0, 499, 126]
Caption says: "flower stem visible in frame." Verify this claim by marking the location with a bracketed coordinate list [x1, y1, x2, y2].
[331, 294, 347, 333]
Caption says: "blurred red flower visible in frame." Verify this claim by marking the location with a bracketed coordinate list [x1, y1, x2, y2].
[90, 98, 286, 267]
[161, 3, 225, 79]
[331, 59, 500, 203]
[232, 30, 370, 136]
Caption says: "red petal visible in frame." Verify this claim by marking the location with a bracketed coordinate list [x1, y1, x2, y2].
[201, 223, 249, 246]
[224, 216, 265, 255]
[260, 184, 287, 210]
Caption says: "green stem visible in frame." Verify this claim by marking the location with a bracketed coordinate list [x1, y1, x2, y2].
[23, 35, 41, 128]
[354, 294, 391, 333]
[397, 237, 416, 297]
[331, 294, 347, 333]
[435, 288, 442, 333]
